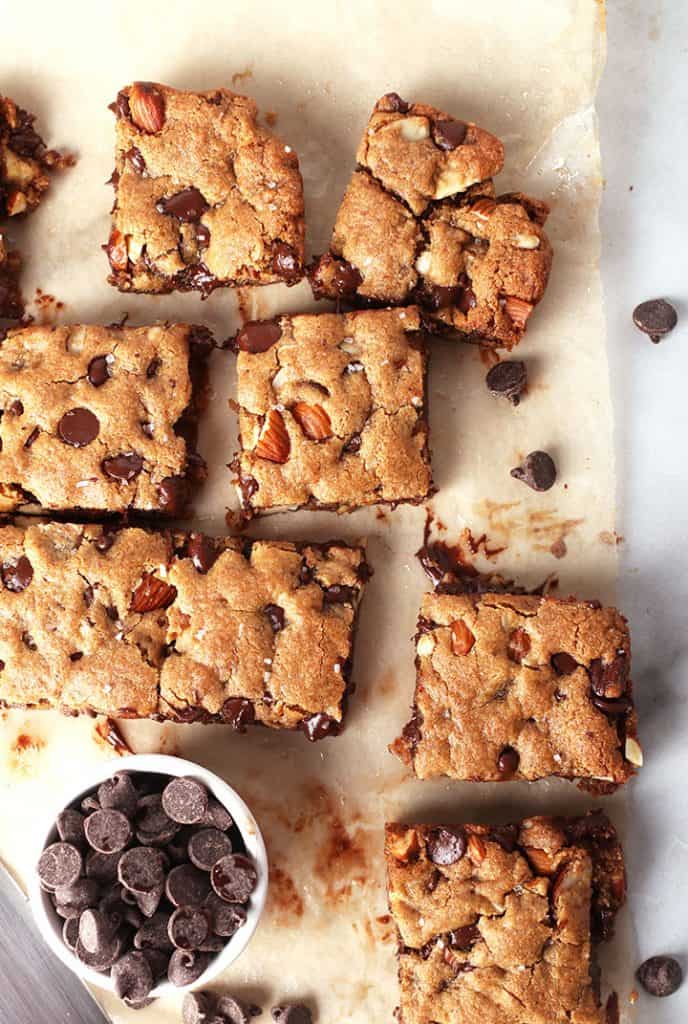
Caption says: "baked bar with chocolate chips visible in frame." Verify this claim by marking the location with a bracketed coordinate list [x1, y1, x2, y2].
[385, 810, 626, 1024]
[231, 306, 432, 515]
[308, 93, 552, 348]
[105, 82, 305, 294]
[0, 522, 368, 739]
[0, 322, 212, 515]
[1, 94, 69, 218]
[393, 592, 641, 789]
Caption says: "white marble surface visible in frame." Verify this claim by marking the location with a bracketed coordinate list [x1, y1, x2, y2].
[600, 1, 688, 1019]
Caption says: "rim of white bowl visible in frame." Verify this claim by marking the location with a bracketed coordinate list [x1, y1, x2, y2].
[29, 753, 268, 999]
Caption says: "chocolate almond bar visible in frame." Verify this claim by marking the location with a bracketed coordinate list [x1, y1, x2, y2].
[0, 523, 368, 739]
[309, 93, 552, 348]
[385, 811, 626, 1024]
[1, 94, 69, 218]
[106, 82, 305, 294]
[231, 307, 433, 515]
[393, 592, 641, 789]
[0, 322, 212, 516]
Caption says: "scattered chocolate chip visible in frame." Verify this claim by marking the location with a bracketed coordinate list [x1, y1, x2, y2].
[168, 949, 211, 988]
[56, 809, 85, 845]
[497, 746, 520, 776]
[166, 863, 211, 908]
[203, 892, 247, 937]
[486, 360, 527, 405]
[1, 555, 33, 592]
[84, 809, 133, 854]
[434, 119, 468, 150]
[38, 843, 83, 890]
[218, 995, 263, 1023]
[162, 777, 209, 825]
[188, 828, 233, 872]
[118, 846, 166, 895]
[632, 299, 678, 343]
[183, 991, 217, 1024]
[156, 187, 209, 222]
[235, 319, 282, 354]
[211, 854, 258, 903]
[510, 450, 556, 492]
[427, 827, 467, 866]
[264, 603, 285, 632]
[186, 533, 219, 574]
[168, 905, 210, 950]
[272, 242, 301, 282]
[551, 652, 578, 676]
[99, 773, 138, 818]
[87, 355, 111, 387]
[272, 1005, 312, 1024]
[102, 452, 144, 482]
[57, 407, 100, 447]
[636, 956, 683, 997]
[299, 713, 340, 741]
[112, 950, 154, 1004]
[222, 697, 256, 733]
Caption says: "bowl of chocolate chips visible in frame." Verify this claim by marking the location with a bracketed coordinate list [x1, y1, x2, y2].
[30, 754, 268, 1009]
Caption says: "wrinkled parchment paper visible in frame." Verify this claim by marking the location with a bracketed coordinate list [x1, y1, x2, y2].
[2, 1, 635, 1020]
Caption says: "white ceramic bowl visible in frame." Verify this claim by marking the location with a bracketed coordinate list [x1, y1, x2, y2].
[29, 753, 268, 999]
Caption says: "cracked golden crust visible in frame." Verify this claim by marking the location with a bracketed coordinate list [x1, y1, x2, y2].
[0, 523, 367, 732]
[108, 83, 305, 293]
[0, 323, 206, 514]
[385, 816, 622, 1024]
[234, 307, 432, 512]
[395, 593, 638, 786]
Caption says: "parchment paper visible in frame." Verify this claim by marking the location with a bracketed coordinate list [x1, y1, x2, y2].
[1, 2, 634, 1021]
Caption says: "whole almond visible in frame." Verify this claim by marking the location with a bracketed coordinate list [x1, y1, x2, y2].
[105, 229, 129, 271]
[467, 833, 487, 863]
[130, 574, 177, 613]
[255, 409, 290, 463]
[471, 197, 497, 219]
[292, 402, 332, 441]
[502, 296, 534, 331]
[450, 619, 475, 656]
[128, 82, 165, 134]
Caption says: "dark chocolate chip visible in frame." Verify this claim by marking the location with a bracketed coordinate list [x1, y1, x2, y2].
[23, 426, 40, 448]
[222, 697, 256, 733]
[218, 996, 263, 1023]
[551, 652, 578, 676]
[168, 949, 211, 987]
[379, 92, 410, 113]
[183, 992, 217, 1024]
[54, 879, 100, 918]
[112, 950, 154, 1004]
[322, 584, 357, 605]
[86, 849, 122, 883]
[84, 809, 133, 854]
[298, 561, 314, 585]
[114, 91, 131, 120]
[168, 905, 210, 950]
[186, 533, 219, 574]
[486, 360, 527, 406]
[195, 224, 211, 248]
[156, 187, 209, 222]
[272, 1005, 312, 1024]
[157, 475, 190, 514]
[88, 355, 111, 387]
[510, 450, 556, 492]
[202, 797, 233, 832]
[37, 842, 83, 890]
[1, 555, 33, 592]
[126, 146, 147, 174]
[632, 299, 678, 343]
[99, 773, 138, 818]
[146, 356, 161, 379]
[166, 863, 212, 908]
[188, 828, 233, 872]
[162, 777, 209, 825]
[78, 908, 117, 954]
[300, 713, 341, 742]
[56, 809, 85, 845]
[342, 433, 362, 454]
[95, 528, 117, 553]
[272, 242, 301, 282]
[497, 746, 520, 776]
[135, 886, 163, 918]
[264, 603, 285, 633]
[57, 407, 100, 447]
[330, 258, 362, 296]
[591, 694, 632, 717]
[118, 846, 166, 895]
[426, 827, 467, 866]
[448, 925, 480, 950]
[235, 319, 282, 354]
[63, 916, 80, 950]
[203, 892, 247, 936]
[434, 119, 468, 150]
[588, 655, 629, 698]
[134, 911, 173, 951]
[8, 399, 24, 415]
[456, 284, 477, 313]
[75, 933, 123, 972]
[636, 956, 683, 997]
[135, 793, 180, 846]
[102, 452, 144, 482]
[210, 853, 257, 903]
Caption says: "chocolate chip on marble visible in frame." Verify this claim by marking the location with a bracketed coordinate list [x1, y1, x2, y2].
[632, 299, 678, 343]
[510, 450, 556, 492]
[57, 408, 100, 447]
[272, 1005, 312, 1024]
[210, 854, 257, 904]
[56, 809, 85, 845]
[102, 452, 144, 482]
[162, 777, 209, 825]
[636, 955, 683, 997]
[486, 360, 527, 406]
[98, 773, 138, 818]
[1, 555, 33, 592]
[38, 843, 83, 890]
[188, 828, 233, 872]
[118, 847, 166, 895]
[235, 319, 283, 354]
[427, 827, 467, 866]
[217, 995, 263, 1023]
[168, 949, 212, 988]
[168, 905, 210, 950]
[204, 892, 247, 937]
[111, 950, 154, 1004]
[166, 864, 211, 908]
[84, 809, 133, 854]
[433, 119, 468, 149]
[183, 991, 217, 1024]
[497, 746, 520, 776]
[87, 355, 112, 387]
